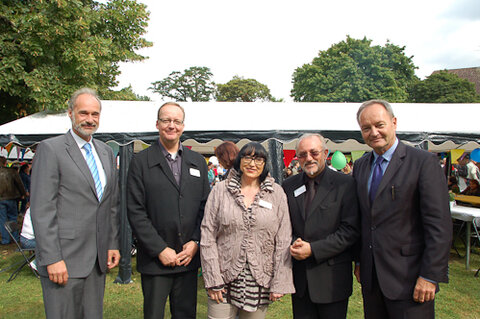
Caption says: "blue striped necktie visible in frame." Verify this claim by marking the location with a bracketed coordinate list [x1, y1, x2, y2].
[83, 143, 103, 201]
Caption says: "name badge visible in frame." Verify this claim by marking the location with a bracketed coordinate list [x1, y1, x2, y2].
[294, 185, 306, 197]
[259, 200, 273, 210]
[189, 168, 201, 177]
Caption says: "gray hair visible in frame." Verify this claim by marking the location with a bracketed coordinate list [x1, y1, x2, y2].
[356, 99, 395, 124]
[296, 133, 326, 153]
[157, 102, 185, 121]
[68, 88, 102, 111]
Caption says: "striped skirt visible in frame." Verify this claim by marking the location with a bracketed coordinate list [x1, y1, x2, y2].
[225, 263, 271, 312]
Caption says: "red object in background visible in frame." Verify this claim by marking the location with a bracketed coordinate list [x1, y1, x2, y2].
[283, 150, 296, 167]
[184, 145, 192, 149]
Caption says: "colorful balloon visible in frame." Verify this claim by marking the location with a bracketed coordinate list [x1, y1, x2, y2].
[331, 151, 347, 170]
[471, 148, 480, 162]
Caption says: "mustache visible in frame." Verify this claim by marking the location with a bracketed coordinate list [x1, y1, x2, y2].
[80, 121, 97, 128]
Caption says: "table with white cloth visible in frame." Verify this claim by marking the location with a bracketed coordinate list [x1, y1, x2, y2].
[450, 202, 480, 270]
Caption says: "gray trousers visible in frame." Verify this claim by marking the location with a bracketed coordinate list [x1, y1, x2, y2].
[40, 261, 105, 319]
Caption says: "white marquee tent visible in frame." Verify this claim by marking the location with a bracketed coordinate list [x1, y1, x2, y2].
[1, 101, 480, 153]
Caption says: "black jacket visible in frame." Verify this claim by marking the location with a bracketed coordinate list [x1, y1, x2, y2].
[127, 141, 210, 275]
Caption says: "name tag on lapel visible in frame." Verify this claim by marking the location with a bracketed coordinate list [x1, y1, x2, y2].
[294, 185, 306, 197]
[189, 168, 201, 177]
[259, 200, 273, 210]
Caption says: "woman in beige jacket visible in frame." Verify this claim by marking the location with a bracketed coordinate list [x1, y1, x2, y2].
[201, 142, 295, 319]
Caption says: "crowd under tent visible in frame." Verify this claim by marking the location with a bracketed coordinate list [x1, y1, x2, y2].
[1, 101, 479, 283]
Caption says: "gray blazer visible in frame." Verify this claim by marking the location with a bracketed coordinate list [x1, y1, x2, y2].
[30, 131, 120, 278]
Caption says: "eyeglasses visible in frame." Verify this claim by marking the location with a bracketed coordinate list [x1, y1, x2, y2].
[158, 118, 184, 126]
[242, 155, 266, 166]
[297, 150, 322, 159]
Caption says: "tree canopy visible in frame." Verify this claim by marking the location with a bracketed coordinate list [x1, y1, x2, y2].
[150, 66, 216, 102]
[216, 76, 279, 102]
[291, 36, 418, 103]
[0, 0, 151, 124]
[410, 71, 480, 103]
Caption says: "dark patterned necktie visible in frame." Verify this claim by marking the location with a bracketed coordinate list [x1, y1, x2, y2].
[305, 178, 316, 213]
[369, 156, 384, 204]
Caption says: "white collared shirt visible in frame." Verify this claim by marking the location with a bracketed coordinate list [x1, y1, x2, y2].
[70, 130, 107, 192]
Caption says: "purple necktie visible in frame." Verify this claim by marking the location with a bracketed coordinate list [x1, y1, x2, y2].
[369, 156, 384, 204]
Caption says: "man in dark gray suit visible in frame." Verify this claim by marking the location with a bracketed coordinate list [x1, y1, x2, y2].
[31, 88, 120, 319]
[353, 100, 452, 319]
[282, 133, 359, 319]
[127, 102, 210, 319]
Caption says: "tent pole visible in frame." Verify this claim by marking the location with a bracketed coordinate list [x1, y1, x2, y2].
[114, 143, 134, 284]
[267, 139, 285, 184]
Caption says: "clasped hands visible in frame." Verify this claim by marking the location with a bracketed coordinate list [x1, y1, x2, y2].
[158, 240, 198, 267]
[290, 238, 312, 260]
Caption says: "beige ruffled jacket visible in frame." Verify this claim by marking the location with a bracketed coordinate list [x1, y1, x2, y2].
[200, 169, 295, 294]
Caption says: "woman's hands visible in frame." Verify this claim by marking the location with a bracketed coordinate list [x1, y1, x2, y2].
[208, 288, 226, 304]
[270, 293, 284, 302]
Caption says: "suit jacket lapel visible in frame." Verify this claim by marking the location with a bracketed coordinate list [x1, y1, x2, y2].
[307, 169, 333, 218]
[93, 140, 111, 200]
[148, 142, 179, 191]
[180, 150, 197, 194]
[65, 132, 99, 199]
[291, 176, 307, 221]
[374, 142, 406, 203]
[359, 152, 374, 210]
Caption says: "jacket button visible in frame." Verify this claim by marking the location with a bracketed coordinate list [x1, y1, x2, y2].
[371, 225, 376, 231]
[369, 245, 372, 249]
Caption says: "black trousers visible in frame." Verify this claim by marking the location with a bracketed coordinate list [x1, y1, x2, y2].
[141, 269, 198, 319]
[362, 268, 435, 319]
[292, 288, 348, 319]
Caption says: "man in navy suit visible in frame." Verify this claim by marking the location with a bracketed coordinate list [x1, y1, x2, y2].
[353, 100, 452, 319]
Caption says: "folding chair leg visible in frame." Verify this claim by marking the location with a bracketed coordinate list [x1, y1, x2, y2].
[7, 260, 28, 282]
[475, 268, 480, 277]
[452, 221, 466, 258]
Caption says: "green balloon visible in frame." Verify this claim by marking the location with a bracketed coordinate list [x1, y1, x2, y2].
[331, 151, 347, 170]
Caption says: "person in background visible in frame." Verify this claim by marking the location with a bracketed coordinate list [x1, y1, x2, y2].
[460, 179, 480, 196]
[341, 163, 352, 175]
[448, 176, 460, 194]
[0, 156, 27, 245]
[201, 142, 294, 319]
[20, 206, 37, 270]
[20, 206, 35, 249]
[208, 161, 216, 188]
[291, 160, 300, 175]
[214, 141, 240, 181]
[465, 153, 480, 183]
[19, 162, 31, 216]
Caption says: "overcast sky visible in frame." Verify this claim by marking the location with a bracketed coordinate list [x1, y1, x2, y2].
[115, 0, 480, 102]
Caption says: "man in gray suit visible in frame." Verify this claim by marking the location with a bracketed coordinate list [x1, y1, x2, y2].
[31, 88, 120, 319]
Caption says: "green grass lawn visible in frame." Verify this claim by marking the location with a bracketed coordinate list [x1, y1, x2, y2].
[1, 245, 479, 318]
